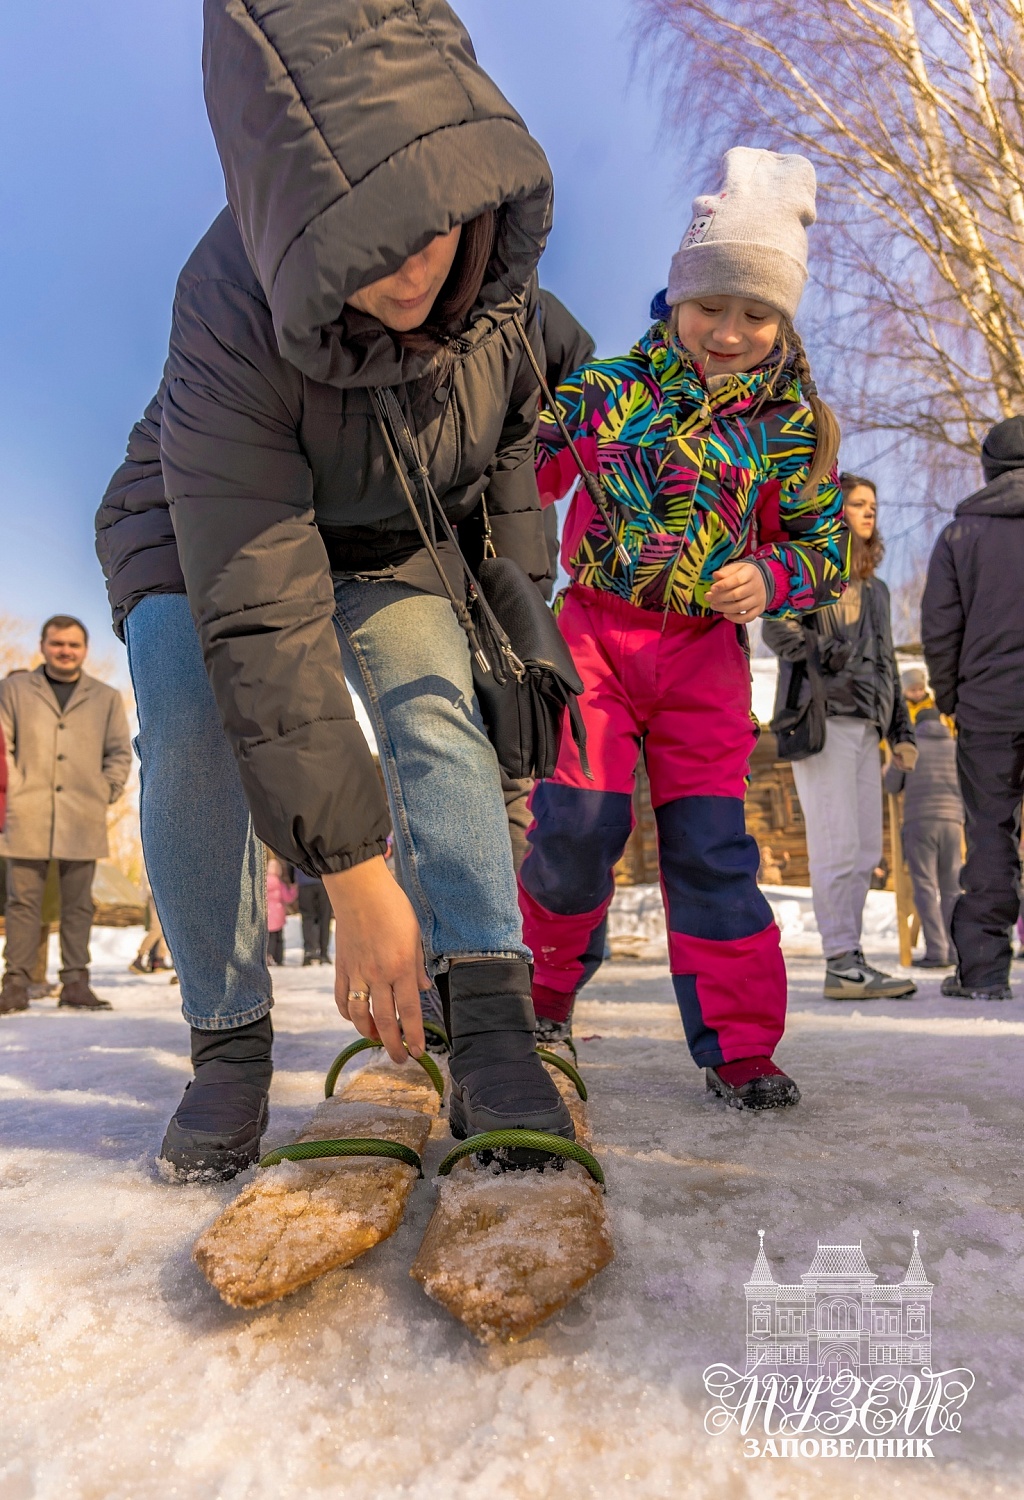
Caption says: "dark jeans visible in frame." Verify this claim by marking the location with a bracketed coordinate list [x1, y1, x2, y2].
[267, 929, 284, 965]
[903, 820, 961, 963]
[298, 883, 332, 961]
[952, 728, 1024, 986]
[3, 858, 95, 983]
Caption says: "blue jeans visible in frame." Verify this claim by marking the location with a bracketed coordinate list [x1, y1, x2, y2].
[124, 595, 271, 1030]
[124, 584, 525, 1029]
[332, 574, 527, 968]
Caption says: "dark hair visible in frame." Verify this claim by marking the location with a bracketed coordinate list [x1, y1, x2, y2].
[839, 472, 885, 580]
[396, 211, 497, 358]
[41, 614, 88, 645]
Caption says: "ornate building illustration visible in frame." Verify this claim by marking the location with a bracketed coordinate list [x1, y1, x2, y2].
[744, 1230, 933, 1377]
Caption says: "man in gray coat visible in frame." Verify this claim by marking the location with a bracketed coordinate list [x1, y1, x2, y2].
[0, 616, 132, 1013]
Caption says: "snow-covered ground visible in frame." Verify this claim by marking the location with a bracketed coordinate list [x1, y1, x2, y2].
[2, 919, 1023, 1499]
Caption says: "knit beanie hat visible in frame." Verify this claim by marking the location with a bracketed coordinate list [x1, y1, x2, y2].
[667, 147, 817, 322]
[981, 415, 1024, 480]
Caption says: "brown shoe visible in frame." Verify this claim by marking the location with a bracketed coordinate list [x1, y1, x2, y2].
[58, 979, 113, 1011]
[0, 977, 30, 1015]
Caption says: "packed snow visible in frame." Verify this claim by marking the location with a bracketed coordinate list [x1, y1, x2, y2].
[1, 915, 1022, 1498]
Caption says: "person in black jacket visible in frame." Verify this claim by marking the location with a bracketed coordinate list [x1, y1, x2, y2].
[764, 473, 918, 1000]
[95, 0, 577, 1179]
[883, 709, 963, 968]
[922, 416, 1024, 1000]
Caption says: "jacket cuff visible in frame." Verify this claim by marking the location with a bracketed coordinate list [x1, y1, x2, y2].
[299, 836, 390, 879]
[753, 557, 789, 611]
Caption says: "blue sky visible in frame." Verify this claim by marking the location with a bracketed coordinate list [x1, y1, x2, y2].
[0, 1, 681, 655]
[1, 1, 918, 661]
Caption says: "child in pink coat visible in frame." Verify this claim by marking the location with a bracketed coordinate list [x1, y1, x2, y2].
[266, 857, 297, 966]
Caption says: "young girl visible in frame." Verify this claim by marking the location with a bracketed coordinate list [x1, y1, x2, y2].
[518, 148, 848, 1109]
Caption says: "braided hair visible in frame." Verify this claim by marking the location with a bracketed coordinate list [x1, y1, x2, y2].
[760, 319, 841, 502]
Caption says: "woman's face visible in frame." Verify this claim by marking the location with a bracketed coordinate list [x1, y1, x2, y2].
[844, 484, 877, 541]
[674, 295, 782, 375]
[346, 226, 462, 331]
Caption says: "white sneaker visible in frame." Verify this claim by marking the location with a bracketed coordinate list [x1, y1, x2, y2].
[823, 949, 916, 1000]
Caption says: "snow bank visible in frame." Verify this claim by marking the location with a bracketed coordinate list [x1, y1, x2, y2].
[608, 883, 899, 961]
[1, 935, 1021, 1496]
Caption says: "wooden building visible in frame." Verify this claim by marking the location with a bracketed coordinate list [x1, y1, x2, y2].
[616, 730, 894, 889]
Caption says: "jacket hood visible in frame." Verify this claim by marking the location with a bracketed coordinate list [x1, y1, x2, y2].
[202, 0, 553, 387]
[956, 467, 1024, 518]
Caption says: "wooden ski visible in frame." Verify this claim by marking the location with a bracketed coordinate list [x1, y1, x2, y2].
[193, 1040, 442, 1309]
[411, 1053, 614, 1343]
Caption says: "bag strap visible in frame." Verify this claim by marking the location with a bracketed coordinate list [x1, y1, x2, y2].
[511, 313, 632, 570]
[370, 388, 524, 683]
[372, 382, 593, 781]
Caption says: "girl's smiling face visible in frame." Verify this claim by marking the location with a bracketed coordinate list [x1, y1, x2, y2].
[674, 295, 782, 375]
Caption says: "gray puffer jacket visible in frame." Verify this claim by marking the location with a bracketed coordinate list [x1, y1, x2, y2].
[883, 711, 963, 824]
[95, 0, 555, 875]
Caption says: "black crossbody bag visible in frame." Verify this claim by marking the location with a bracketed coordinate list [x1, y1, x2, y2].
[770, 622, 828, 761]
[371, 381, 592, 781]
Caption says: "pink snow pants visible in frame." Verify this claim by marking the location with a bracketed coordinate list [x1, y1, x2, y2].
[518, 585, 787, 1068]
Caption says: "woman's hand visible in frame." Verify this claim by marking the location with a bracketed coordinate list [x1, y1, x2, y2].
[706, 561, 769, 622]
[323, 857, 430, 1064]
[892, 742, 919, 772]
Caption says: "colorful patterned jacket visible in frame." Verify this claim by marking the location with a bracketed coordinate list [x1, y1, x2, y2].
[535, 324, 848, 618]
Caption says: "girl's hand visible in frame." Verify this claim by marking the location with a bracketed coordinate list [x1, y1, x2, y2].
[323, 857, 430, 1064]
[706, 561, 769, 622]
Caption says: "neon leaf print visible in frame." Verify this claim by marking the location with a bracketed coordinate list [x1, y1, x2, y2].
[538, 325, 847, 618]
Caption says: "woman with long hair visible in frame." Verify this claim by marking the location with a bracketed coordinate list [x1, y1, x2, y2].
[96, 0, 574, 1179]
[764, 473, 919, 1000]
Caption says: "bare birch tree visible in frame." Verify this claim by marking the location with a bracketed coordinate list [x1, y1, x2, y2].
[637, 0, 1024, 461]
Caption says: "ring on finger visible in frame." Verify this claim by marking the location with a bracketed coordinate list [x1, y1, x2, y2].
[347, 989, 371, 1004]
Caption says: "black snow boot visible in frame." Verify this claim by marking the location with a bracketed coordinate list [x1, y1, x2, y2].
[941, 974, 1012, 1001]
[706, 1056, 800, 1111]
[158, 1014, 273, 1182]
[445, 958, 574, 1142]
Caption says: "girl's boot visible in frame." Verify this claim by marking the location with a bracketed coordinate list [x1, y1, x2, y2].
[158, 1014, 273, 1180]
[445, 958, 574, 1140]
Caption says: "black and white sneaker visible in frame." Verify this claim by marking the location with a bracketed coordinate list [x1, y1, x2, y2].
[823, 949, 916, 1000]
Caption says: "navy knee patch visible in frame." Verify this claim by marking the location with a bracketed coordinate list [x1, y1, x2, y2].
[521, 784, 633, 916]
[657, 796, 773, 941]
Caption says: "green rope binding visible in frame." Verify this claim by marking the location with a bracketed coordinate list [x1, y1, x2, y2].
[536, 1048, 587, 1100]
[259, 1137, 423, 1174]
[324, 1036, 445, 1101]
[436, 1130, 605, 1187]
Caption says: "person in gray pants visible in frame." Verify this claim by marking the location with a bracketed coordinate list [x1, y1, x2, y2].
[884, 709, 963, 968]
